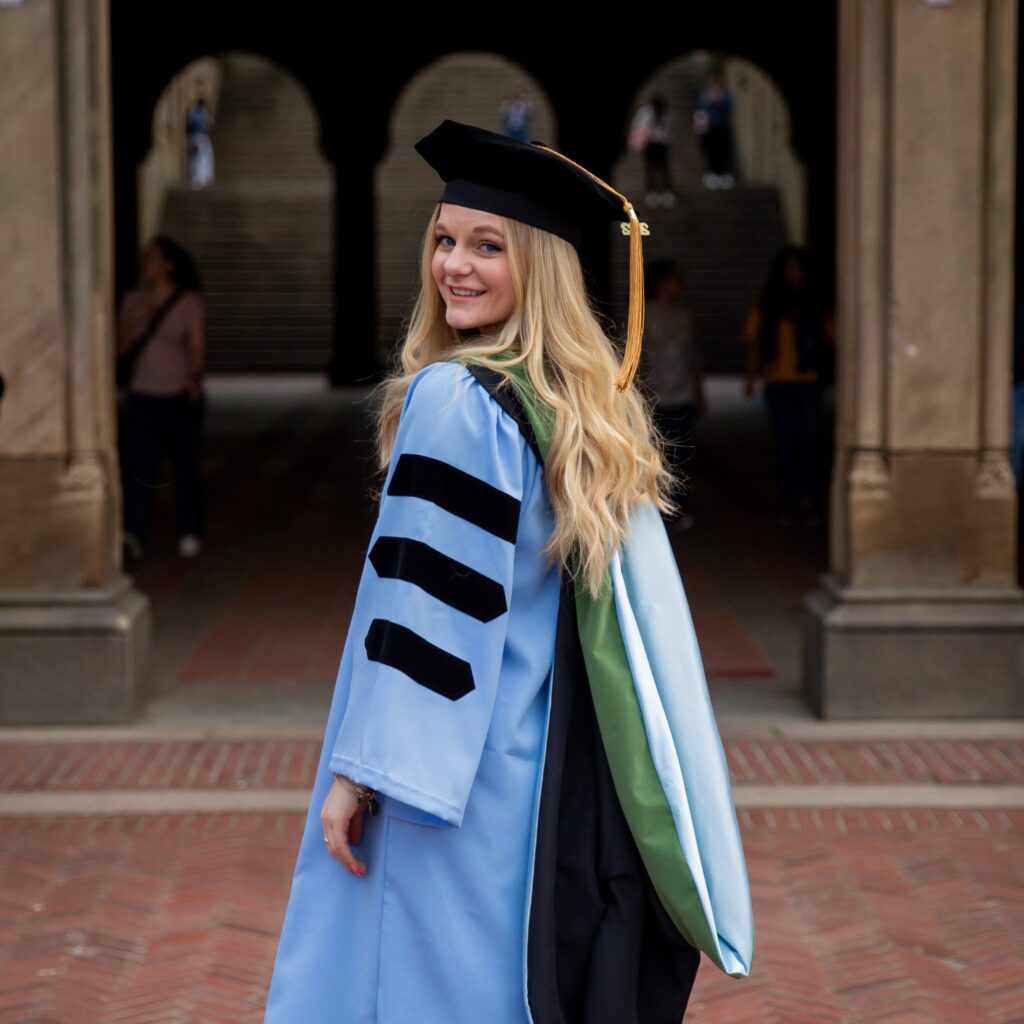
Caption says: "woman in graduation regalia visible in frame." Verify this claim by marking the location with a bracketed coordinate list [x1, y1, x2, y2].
[262, 120, 753, 1024]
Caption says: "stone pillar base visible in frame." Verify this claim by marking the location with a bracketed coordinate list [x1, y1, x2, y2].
[0, 574, 151, 724]
[803, 574, 1024, 719]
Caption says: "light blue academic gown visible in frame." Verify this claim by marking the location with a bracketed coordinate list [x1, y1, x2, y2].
[263, 360, 562, 1024]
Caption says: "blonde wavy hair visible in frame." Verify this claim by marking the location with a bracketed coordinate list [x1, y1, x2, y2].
[369, 203, 681, 598]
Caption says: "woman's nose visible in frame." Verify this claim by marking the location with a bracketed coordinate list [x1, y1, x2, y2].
[444, 244, 471, 275]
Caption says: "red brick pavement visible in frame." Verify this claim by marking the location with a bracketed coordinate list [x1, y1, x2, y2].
[1, 737, 1021, 791]
[0, 812, 1020, 1024]
[18, 367, 1005, 1019]
[1, 735, 1021, 1022]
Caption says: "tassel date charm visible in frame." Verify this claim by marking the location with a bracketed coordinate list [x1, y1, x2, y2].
[334, 773, 379, 815]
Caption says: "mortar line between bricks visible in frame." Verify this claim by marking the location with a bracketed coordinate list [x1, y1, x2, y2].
[0, 784, 1022, 816]
[1, 719, 1023, 742]
[732, 785, 1024, 807]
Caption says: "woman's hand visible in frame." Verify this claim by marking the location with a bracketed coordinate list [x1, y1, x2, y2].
[321, 776, 368, 876]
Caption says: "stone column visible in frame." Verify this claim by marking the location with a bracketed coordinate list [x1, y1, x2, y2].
[0, 0, 150, 723]
[328, 131, 380, 386]
[805, 0, 1024, 717]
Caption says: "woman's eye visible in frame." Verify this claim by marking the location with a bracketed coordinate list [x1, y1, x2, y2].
[436, 236, 502, 254]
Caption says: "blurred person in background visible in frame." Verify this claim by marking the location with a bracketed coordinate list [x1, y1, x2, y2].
[638, 258, 705, 531]
[743, 244, 834, 526]
[186, 97, 215, 188]
[117, 236, 206, 563]
[499, 90, 535, 142]
[693, 69, 735, 189]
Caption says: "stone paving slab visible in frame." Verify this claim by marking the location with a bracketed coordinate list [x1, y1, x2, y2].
[0, 813, 1019, 1024]
[1, 737, 1021, 792]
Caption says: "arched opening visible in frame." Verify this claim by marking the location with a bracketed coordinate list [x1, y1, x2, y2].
[116, 54, 359, 707]
[137, 53, 335, 373]
[613, 49, 807, 367]
[613, 50, 828, 718]
[374, 51, 555, 370]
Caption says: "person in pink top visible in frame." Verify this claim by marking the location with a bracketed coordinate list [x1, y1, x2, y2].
[117, 236, 207, 562]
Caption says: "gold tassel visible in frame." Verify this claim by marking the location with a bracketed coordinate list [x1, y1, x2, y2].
[531, 144, 647, 392]
[617, 204, 645, 391]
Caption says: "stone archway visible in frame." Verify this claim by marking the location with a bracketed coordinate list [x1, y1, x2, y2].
[373, 52, 556, 369]
[134, 53, 335, 374]
[613, 49, 808, 371]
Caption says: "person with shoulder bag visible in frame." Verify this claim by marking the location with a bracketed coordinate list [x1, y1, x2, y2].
[117, 236, 207, 562]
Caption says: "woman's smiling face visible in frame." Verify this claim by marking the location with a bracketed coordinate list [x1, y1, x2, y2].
[431, 203, 515, 334]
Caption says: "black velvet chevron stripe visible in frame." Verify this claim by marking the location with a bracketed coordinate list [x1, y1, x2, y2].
[386, 453, 520, 543]
[364, 617, 475, 701]
[368, 536, 508, 622]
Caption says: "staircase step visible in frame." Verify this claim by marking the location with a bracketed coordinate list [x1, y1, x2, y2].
[158, 54, 334, 372]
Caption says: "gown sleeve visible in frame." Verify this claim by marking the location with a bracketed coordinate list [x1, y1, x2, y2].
[328, 360, 526, 829]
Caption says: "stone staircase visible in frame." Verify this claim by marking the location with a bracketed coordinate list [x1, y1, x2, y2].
[373, 51, 786, 373]
[372, 55, 563, 369]
[159, 51, 786, 375]
[159, 54, 333, 372]
[608, 184, 788, 373]
[610, 55, 789, 373]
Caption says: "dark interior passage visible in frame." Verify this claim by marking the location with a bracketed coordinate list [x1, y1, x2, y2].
[127, 374, 826, 727]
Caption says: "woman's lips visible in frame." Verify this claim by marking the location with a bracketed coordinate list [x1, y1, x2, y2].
[448, 286, 484, 301]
